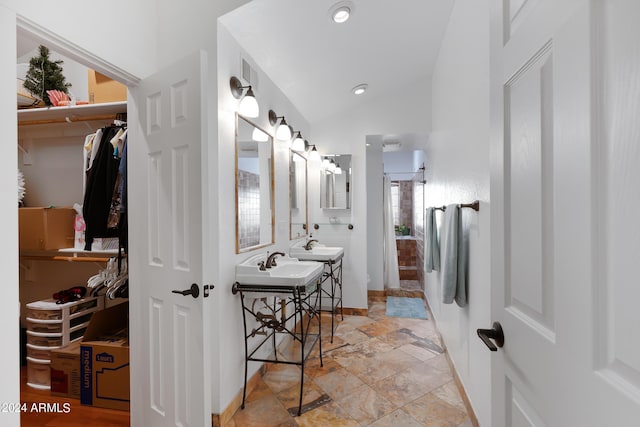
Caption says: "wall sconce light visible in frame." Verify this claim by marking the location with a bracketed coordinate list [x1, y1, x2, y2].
[329, 159, 337, 172]
[230, 76, 259, 118]
[291, 131, 305, 151]
[308, 144, 321, 162]
[268, 109, 293, 141]
[321, 157, 331, 169]
[335, 164, 343, 174]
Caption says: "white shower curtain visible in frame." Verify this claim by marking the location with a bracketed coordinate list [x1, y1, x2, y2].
[383, 175, 400, 289]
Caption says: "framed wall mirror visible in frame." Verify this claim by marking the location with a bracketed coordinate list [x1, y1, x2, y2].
[235, 114, 274, 253]
[290, 150, 308, 239]
[320, 154, 351, 209]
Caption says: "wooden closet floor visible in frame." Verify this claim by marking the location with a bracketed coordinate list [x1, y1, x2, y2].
[20, 366, 130, 427]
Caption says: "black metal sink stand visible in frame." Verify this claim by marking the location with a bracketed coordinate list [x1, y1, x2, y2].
[318, 256, 343, 343]
[232, 280, 323, 416]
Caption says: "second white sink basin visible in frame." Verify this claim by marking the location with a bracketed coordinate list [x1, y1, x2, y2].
[235, 254, 323, 288]
[290, 243, 344, 262]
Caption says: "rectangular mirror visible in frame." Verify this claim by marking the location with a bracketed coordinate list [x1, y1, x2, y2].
[235, 114, 274, 253]
[290, 150, 308, 239]
[320, 154, 351, 209]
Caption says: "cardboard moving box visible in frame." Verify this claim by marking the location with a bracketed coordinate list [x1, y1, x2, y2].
[88, 70, 127, 104]
[50, 341, 82, 398]
[19, 207, 75, 250]
[80, 302, 129, 411]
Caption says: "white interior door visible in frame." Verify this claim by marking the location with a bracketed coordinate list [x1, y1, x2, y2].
[128, 51, 210, 427]
[489, 0, 640, 425]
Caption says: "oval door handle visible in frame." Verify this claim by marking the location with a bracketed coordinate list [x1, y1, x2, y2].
[477, 322, 504, 351]
[172, 283, 200, 299]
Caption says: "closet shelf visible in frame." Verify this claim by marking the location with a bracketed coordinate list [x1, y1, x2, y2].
[20, 248, 120, 263]
[18, 101, 127, 126]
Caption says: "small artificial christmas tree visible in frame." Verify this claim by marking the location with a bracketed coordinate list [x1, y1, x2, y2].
[23, 45, 71, 106]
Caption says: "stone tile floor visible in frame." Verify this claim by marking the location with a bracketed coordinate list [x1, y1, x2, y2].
[400, 280, 423, 291]
[229, 296, 472, 426]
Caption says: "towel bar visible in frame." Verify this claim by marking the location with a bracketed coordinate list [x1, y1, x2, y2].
[430, 200, 480, 212]
[459, 200, 480, 211]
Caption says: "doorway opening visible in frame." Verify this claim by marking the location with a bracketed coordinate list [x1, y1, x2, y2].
[383, 142, 426, 292]
[15, 18, 138, 427]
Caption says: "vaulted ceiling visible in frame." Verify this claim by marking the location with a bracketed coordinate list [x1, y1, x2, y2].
[220, 0, 454, 124]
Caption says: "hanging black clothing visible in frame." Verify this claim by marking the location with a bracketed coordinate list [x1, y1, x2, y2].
[83, 126, 122, 250]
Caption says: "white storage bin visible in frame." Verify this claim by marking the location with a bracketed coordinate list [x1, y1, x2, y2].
[25, 308, 62, 321]
[26, 331, 63, 348]
[25, 297, 103, 348]
[26, 344, 59, 360]
[26, 297, 101, 320]
[26, 318, 62, 334]
[27, 357, 51, 389]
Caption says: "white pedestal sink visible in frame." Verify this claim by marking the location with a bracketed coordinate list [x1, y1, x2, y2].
[234, 253, 323, 293]
[289, 241, 344, 262]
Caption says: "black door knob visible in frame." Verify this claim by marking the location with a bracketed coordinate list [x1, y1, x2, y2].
[172, 283, 200, 299]
[477, 322, 504, 351]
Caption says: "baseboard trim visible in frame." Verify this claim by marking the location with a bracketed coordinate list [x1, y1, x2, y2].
[385, 289, 425, 299]
[212, 364, 266, 427]
[342, 307, 367, 316]
[368, 290, 386, 299]
[367, 289, 425, 299]
[443, 351, 480, 427]
[423, 299, 480, 427]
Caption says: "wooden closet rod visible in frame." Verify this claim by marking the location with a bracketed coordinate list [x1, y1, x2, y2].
[20, 255, 112, 263]
[18, 114, 117, 127]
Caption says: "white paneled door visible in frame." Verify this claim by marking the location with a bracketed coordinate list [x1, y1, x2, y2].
[129, 51, 211, 427]
[489, 0, 640, 426]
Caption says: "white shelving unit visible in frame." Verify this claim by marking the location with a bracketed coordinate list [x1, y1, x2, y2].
[25, 297, 104, 389]
[18, 101, 127, 126]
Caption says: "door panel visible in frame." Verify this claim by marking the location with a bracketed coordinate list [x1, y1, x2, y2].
[506, 380, 547, 427]
[129, 50, 209, 427]
[505, 42, 555, 340]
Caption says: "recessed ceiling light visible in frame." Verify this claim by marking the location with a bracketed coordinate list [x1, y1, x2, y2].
[352, 83, 368, 95]
[333, 7, 350, 23]
[328, 1, 354, 24]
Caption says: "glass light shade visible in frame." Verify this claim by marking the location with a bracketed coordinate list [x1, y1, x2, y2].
[333, 7, 350, 23]
[329, 161, 337, 172]
[292, 133, 305, 151]
[352, 83, 368, 95]
[238, 92, 259, 118]
[309, 146, 321, 162]
[335, 166, 343, 174]
[276, 122, 292, 141]
[252, 127, 269, 142]
[321, 157, 331, 168]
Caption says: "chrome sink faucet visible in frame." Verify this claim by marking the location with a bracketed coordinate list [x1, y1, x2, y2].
[265, 251, 285, 268]
[304, 239, 318, 251]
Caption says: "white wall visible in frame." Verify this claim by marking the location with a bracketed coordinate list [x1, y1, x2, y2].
[1, 0, 157, 79]
[366, 136, 384, 291]
[413, 149, 426, 176]
[0, 7, 19, 421]
[217, 21, 310, 412]
[427, 0, 491, 425]
[311, 80, 432, 307]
